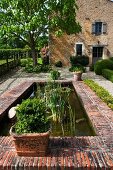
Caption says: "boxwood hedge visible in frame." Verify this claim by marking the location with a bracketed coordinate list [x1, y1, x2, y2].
[102, 69, 113, 83]
[94, 59, 113, 75]
[84, 79, 113, 110]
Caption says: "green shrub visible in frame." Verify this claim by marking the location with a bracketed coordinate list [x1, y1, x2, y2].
[109, 57, 113, 62]
[84, 79, 113, 110]
[90, 64, 94, 71]
[70, 56, 77, 67]
[94, 59, 113, 75]
[25, 63, 51, 73]
[25, 64, 33, 73]
[33, 65, 42, 73]
[20, 58, 32, 67]
[38, 58, 43, 65]
[55, 61, 63, 67]
[50, 70, 60, 80]
[33, 64, 51, 73]
[21, 58, 42, 67]
[15, 98, 50, 134]
[102, 69, 113, 83]
[70, 55, 89, 67]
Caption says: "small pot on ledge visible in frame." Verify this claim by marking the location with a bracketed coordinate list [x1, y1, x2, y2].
[69, 66, 83, 81]
[73, 71, 82, 81]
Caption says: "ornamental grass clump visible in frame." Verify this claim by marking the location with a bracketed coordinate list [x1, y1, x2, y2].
[36, 82, 75, 136]
[50, 70, 60, 80]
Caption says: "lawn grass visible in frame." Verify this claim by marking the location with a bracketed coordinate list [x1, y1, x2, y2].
[0, 57, 42, 66]
[0, 59, 14, 65]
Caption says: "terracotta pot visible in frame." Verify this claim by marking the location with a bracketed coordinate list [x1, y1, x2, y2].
[10, 126, 50, 157]
[73, 72, 82, 81]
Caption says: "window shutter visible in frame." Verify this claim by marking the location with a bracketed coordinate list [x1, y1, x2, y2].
[103, 22, 107, 34]
[92, 23, 95, 34]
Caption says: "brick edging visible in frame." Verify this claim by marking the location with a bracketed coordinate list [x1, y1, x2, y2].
[0, 80, 112, 169]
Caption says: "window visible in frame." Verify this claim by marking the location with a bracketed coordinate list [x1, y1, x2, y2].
[76, 44, 82, 56]
[92, 22, 107, 35]
[95, 22, 102, 34]
[93, 47, 103, 58]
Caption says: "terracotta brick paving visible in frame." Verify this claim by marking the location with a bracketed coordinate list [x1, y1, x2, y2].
[0, 81, 113, 169]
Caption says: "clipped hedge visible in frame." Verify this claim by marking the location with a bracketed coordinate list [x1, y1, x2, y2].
[70, 55, 89, 67]
[0, 48, 31, 59]
[0, 48, 39, 60]
[102, 69, 113, 83]
[84, 79, 113, 110]
[94, 59, 113, 75]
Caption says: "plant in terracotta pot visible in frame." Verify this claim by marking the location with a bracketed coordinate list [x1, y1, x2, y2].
[10, 98, 50, 157]
[69, 66, 84, 81]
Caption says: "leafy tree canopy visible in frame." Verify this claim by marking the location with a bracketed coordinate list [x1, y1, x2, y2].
[0, 0, 81, 65]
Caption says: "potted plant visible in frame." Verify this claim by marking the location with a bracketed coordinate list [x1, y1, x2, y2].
[69, 66, 84, 81]
[10, 98, 50, 157]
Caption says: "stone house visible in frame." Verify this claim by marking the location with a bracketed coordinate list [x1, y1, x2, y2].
[50, 0, 113, 66]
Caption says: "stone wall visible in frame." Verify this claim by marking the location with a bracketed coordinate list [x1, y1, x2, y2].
[50, 0, 113, 66]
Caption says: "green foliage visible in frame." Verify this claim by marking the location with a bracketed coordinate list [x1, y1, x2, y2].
[55, 61, 63, 67]
[69, 66, 85, 72]
[109, 57, 113, 62]
[21, 56, 51, 73]
[50, 70, 60, 80]
[70, 55, 89, 67]
[84, 79, 113, 110]
[0, 58, 13, 65]
[15, 98, 50, 134]
[21, 57, 43, 67]
[0, 0, 81, 65]
[20, 58, 32, 67]
[43, 82, 72, 123]
[0, 48, 32, 59]
[38, 58, 43, 65]
[0, 36, 26, 49]
[90, 64, 94, 71]
[25, 64, 34, 73]
[70, 56, 77, 67]
[94, 59, 113, 75]
[25, 63, 51, 73]
[102, 69, 113, 83]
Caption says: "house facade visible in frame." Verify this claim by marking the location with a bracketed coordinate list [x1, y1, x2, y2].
[50, 0, 113, 66]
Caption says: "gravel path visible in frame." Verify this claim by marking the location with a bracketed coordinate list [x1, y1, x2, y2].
[0, 67, 73, 94]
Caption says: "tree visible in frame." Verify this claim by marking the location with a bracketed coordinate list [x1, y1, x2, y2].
[0, 0, 81, 66]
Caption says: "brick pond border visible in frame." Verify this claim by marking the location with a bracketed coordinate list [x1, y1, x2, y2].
[0, 80, 113, 169]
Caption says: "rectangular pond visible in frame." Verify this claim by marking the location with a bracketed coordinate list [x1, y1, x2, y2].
[0, 82, 96, 137]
